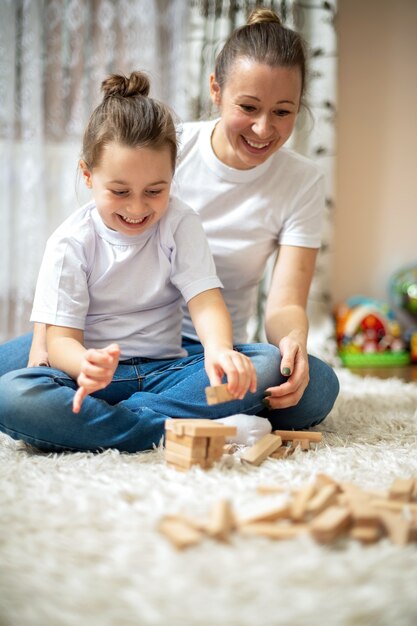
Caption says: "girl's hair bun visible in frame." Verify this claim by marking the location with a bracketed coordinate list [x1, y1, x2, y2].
[101, 71, 150, 99]
[247, 7, 281, 26]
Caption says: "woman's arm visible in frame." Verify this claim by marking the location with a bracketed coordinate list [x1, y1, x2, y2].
[46, 325, 120, 413]
[263, 245, 318, 409]
[187, 288, 257, 398]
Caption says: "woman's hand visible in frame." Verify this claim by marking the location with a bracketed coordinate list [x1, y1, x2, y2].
[204, 345, 257, 400]
[73, 343, 121, 413]
[264, 335, 309, 410]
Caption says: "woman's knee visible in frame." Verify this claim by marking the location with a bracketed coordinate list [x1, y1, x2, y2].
[235, 342, 281, 390]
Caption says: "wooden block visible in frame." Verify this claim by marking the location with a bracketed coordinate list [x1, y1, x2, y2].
[166, 431, 208, 449]
[158, 515, 203, 549]
[306, 484, 338, 516]
[205, 383, 235, 405]
[165, 439, 208, 459]
[348, 499, 382, 527]
[269, 445, 293, 459]
[240, 522, 308, 540]
[237, 503, 291, 526]
[315, 473, 341, 490]
[256, 484, 287, 495]
[377, 510, 411, 546]
[290, 483, 316, 522]
[165, 418, 236, 438]
[272, 429, 322, 443]
[207, 436, 226, 459]
[370, 498, 417, 514]
[389, 478, 415, 502]
[291, 439, 310, 451]
[165, 449, 211, 470]
[350, 523, 381, 544]
[241, 433, 282, 466]
[206, 499, 236, 541]
[411, 479, 417, 502]
[310, 505, 351, 543]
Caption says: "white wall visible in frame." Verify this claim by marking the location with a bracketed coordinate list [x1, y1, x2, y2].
[332, 0, 417, 306]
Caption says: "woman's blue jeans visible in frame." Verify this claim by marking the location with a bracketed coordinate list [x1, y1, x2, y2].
[0, 333, 339, 453]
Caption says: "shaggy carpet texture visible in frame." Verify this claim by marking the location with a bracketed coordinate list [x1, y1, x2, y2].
[1, 368, 417, 626]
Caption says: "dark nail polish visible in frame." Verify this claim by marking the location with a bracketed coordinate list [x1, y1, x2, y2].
[264, 390, 272, 397]
[282, 367, 291, 376]
[262, 398, 271, 410]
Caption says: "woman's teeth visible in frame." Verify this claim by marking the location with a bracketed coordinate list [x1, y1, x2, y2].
[245, 138, 271, 149]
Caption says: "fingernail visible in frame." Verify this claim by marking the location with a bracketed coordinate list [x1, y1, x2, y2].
[282, 367, 291, 376]
[264, 390, 272, 397]
[262, 398, 271, 410]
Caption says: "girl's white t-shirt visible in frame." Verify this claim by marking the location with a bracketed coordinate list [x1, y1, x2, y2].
[31, 197, 222, 360]
[174, 119, 325, 344]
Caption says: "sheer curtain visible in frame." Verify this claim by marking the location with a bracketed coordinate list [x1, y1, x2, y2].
[0, 0, 188, 342]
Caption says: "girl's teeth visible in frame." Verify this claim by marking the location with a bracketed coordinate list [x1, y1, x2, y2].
[245, 138, 270, 149]
[122, 216, 146, 224]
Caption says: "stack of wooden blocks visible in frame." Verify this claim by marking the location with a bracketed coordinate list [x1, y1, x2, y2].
[164, 419, 237, 472]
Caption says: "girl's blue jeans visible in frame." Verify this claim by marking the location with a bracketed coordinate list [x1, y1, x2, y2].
[0, 333, 339, 453]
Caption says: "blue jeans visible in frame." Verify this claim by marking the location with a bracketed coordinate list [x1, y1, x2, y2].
[0, 334, 339, 452]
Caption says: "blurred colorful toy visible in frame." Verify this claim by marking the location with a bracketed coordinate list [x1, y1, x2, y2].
[335, 296, 410, 367]
[389, 264, 417, 363]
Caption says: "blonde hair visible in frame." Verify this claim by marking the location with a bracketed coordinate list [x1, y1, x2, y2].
[82, 71, 177, 171]
[214, 7, 308, 102]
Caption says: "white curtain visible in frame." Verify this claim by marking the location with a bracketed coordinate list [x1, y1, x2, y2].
[0, 0, 189, 342]
[0, 0, 337, 358]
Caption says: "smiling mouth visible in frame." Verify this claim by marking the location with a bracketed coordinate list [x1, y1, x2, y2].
[243, 137, 272, 149]
[119, 214, 150, 225]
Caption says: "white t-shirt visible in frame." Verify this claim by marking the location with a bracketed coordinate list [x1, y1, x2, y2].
[174, 119, 325, 344]
[31, 197, 222, 360]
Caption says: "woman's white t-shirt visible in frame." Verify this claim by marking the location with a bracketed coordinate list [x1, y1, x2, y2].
[174, 119, 325, 344]
[31, 197, 222, 360]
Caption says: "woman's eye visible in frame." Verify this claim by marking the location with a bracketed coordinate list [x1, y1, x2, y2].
[275, 109, 291, 117]
[147, 189, 162, 196]
[111, 190, 128, 196]
[240, 105, 256, 112]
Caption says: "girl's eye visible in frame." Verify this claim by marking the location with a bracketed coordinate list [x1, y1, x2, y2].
[111, 190, 128, 196]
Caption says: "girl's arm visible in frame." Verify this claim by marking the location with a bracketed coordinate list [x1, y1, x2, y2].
[187, 288, 256, 398]
[46, 325, 120, 413]
[263, 245, 318, 409]
[28, 323, 49, 366]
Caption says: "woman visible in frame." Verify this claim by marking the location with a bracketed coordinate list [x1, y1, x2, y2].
[0, 8, 339, 450]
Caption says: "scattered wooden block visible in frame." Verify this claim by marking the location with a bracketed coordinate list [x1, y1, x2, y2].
[237, 503, 291, 526]
[350, 523, 381, 544]
[165, 419, 237, 438]
[377, 510, 411, 546]
[306, 484, 339, 516]
[158, 515, 203, 549]
[240, 522, 308, 540]
[272, 429, 323, 443]
[256, 484, 287, 495]
[205, 383, 235, 405]
[310, 505, 351, 543]
[206, 499, 235, 541]
[290, 483, 316, 521]
[269, 445, 293, 459]
[291, 438, 311, 451]
[389, 478, 415, 502]
[241, 433, 282, 466]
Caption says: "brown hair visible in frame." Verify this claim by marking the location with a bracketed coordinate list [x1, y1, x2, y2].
[82, 71, 177, 171]
[214, 7, 308, 103]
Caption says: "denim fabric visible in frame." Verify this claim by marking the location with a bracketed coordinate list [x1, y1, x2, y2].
[0, 335, 339, 452]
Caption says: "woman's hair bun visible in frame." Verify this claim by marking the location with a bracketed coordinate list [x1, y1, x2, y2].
[247, 7, 281, 26]
[101, 71, 150, 99]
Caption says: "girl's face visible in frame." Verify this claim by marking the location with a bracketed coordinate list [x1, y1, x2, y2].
[210, 58, 302, 170]
[80, 142, 173, 236]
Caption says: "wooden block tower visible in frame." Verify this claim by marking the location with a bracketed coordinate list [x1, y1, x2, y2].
[165, 419, 237, 471]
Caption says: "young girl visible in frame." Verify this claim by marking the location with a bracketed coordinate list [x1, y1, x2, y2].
[0, 71, 276, 452]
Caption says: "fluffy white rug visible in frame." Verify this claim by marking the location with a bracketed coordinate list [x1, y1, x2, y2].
[1, 368, 417, 626]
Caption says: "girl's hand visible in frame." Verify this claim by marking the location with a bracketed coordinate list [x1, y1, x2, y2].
[264, 335, 309, 409]
[204, 346, 257, 400]
[72, 343, 121, 413]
